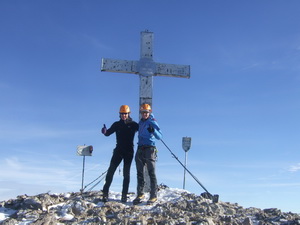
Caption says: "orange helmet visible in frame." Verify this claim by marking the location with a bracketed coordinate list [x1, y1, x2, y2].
[140, 103, 152, 113]
[119, 105, 130, 113]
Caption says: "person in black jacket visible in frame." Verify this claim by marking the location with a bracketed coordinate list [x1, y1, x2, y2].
[101, 105, 139, 202]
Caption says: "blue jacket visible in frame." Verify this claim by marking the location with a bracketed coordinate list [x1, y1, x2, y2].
[138, 113, 162, 146]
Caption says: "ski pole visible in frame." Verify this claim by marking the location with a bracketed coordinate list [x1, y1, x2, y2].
[160, 139, 212, 195]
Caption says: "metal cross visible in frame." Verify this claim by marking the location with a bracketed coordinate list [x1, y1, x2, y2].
[101, 30, 190, 114]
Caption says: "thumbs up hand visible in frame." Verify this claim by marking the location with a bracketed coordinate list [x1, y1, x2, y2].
[101, 124, 107, 134]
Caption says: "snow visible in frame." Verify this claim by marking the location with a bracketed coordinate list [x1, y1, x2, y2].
[104, 187, 187, 207]
[0, 207, 17, 221]
[0, 187, 190, 223]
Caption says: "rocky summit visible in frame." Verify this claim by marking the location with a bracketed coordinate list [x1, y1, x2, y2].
[0, 185, 299, 225]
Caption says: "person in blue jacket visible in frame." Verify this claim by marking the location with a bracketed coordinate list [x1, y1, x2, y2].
[133, 103, 163, 205]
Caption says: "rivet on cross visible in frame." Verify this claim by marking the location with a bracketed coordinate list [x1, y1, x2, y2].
[101, 30, 190, 116]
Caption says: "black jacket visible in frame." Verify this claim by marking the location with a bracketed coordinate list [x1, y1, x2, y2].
[105, 118, 139, 148]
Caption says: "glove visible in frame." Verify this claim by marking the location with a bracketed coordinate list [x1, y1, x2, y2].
[147, 125, 154, 133]
[101, 124, 107, 134]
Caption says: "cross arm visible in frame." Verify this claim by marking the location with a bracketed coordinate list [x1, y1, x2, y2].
[155, 63, 190, 78]
[101, 58, 139, 74]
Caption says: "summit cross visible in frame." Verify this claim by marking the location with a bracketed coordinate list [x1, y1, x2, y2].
[101, 30, 190, 114]
[100, 30, 191, 192]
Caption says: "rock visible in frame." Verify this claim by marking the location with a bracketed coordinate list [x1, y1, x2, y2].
[1, 187, 300, 224]
[242, 217, 253, 225]
[33, 212, 57, 225]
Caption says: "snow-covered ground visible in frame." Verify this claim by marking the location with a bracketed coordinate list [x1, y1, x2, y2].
[0, 207, 17, 222]
[104, 187, 188, 207]
[0, 187, 189, 223]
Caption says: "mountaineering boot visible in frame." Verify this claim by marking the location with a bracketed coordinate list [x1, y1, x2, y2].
[102, 192, 108, 202]
[147, 196, 157, 205]
[133, 194, 145, 205]
[121, 194, 127, 203]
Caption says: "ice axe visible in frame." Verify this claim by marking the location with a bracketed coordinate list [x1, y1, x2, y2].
[161, 139, 219, 203]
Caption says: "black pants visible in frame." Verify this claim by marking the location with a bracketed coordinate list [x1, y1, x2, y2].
[135, 146, 158, 198]
[103, 147, 134, 196]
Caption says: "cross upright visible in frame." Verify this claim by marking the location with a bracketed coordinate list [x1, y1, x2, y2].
[101, 30, 190, 115]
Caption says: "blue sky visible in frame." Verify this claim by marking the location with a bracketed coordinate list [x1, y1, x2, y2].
[1, 0, 300, 213]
